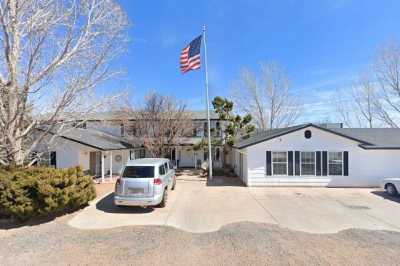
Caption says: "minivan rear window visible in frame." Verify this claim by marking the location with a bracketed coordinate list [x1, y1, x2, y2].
[123, 166, 154, 178]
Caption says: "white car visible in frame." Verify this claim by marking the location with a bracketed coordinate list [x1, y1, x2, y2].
[114, 158, 176, 207]
[381, 178, 400, 196]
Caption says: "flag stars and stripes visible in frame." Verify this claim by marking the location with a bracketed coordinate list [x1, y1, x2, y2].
[180, 35, 202, 73]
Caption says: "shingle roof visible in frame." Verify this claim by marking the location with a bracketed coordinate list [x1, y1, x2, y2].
[233, 124, 308, 149]
[233, 123, 400, 150]
[330, 128, 400, 149]
[48, 128, 135, 150]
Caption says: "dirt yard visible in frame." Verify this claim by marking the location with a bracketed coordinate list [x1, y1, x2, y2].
[1, 218, 400, 266]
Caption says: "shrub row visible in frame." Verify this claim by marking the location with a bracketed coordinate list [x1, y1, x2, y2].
[0, 166, 96, 221]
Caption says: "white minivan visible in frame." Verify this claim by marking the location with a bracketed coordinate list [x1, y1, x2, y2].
[114, 158, 176, 207]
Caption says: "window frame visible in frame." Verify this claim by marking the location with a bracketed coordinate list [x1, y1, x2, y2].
[300, 151, 316, 176]
[272, 151, 288, 176]
[159, 165, 166, 176]
[328, 151, 344, 176]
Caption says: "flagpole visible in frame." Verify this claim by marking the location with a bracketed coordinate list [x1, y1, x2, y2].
[203, 25, 213, 180]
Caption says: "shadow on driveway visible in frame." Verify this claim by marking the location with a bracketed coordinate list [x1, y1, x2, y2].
[371, 190, 400, 203]
[95, 193, 155, 214]
[206, 176, 245, 187]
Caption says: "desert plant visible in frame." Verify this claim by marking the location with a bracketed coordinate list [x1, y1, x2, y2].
[0, 166, 96, 221]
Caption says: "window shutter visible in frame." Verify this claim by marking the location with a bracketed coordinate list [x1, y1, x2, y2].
[322, 151, 328, 176]
[294, 151, 300, 175]
[343, 151, 349, 176]
[50, 151, 57, 168]
[266, 151, 272, 176]
[316, 151, 321, 176]
[288, 151, 294, 176]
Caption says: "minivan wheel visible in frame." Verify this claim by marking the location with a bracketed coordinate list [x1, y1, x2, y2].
[158, 189, 168, 207]
[386, 184, 398, 196]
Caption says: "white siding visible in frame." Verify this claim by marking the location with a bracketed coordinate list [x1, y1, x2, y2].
[245, 126, 400, 187]
[232, 148, 248, 185]
[102, 150, 130, 175]
[50, 138, 95, 170]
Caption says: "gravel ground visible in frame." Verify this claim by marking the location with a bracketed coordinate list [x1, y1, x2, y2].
[1, 217, 400, 266]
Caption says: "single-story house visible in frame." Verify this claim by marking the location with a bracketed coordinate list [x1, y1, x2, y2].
[34, 128, 138, 181]
[232, 123, 400, 187]
[33, 124, 224, 181]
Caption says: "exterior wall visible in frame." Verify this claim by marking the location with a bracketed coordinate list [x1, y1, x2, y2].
[245, 126, 400, 187]
[102, 150, 130, 175]
[174, 146, 223, 169]
[232, 148, 248, 185]
[47, 138, 95, 170]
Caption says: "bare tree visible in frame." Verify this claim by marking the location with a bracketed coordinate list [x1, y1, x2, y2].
[336, 75, 378, 128]
[373, 41, 400, 128]
[132, 92, 193, 158]
[0, 0, 128, 167]
[231, 62, 301, 129]
[353, 75, 377, 128]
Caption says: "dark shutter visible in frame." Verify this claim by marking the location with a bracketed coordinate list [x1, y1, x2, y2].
[266, 151, 272, 176]
[288, 151, 293, 176]
[322, 151, 328, 176]
[343, 151, 349, 176]
[294, 151, 300, 176]
[50, 151, 57, 168]
[316, 151, 321, 176]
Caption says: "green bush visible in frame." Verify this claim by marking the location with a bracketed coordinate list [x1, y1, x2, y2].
[0, 166, 96, 221]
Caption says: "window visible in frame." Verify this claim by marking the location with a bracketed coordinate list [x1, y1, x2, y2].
[215, 148, 220, 161]
[126, 125, 136, 136]
[195, 127, 203, 137]
[301, 152, 315, 175]
[272, 152, 287, 175]
[329, 152, 343, 175]
[123, 166, 154, 178]
[159, 165, 166, 175]
[120, 123, 125, 136]
[164, 162, 168, 171]
[133, 148, 145, 159]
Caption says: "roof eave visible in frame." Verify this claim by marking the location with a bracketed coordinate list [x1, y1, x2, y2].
[359, 144, 400, 150]
[233, 123, 374, 149]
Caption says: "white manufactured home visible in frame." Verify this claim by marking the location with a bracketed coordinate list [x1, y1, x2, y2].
[232, 123, 400, 187]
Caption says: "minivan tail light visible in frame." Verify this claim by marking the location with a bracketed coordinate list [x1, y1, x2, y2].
[153, 178, 162, 185]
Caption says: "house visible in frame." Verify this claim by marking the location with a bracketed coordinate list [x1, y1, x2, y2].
[232, 123, 400, 187]
[33, 111, 226, 179]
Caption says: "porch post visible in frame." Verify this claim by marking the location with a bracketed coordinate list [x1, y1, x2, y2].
[101, 151, 105, 183]
[109, 151, 113, 181]
[194, 151, 197, 169]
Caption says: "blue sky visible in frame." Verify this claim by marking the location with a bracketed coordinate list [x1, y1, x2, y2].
[107, 0, 400, 122]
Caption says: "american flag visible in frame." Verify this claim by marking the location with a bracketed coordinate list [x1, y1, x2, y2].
[180, 35, 202, 73]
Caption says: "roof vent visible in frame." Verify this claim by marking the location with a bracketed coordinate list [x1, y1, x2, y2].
[305, 130, 312, 139]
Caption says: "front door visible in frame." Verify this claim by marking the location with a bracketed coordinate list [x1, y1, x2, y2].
[89, 151, 101, 176]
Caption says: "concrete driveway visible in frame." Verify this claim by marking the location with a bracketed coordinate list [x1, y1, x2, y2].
[68, 171, 400, 233]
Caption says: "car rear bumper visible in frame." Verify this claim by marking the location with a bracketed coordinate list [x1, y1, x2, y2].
[114, 193, 163, 207]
